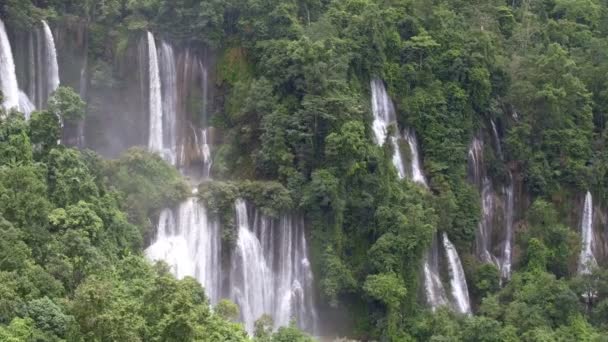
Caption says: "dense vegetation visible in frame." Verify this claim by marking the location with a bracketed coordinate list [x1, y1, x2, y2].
[3, 0, 608, 341]
[0, 95, 313, 340]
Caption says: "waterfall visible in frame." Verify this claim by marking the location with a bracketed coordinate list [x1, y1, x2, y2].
[578, 191, 597, 275]
[403, 128, 427, 187]
[0, 18, 22, 113]
[468, 131, 516, 280]
[230, 199, 318, 334]
[490, 119, 503, 159]
[41, 20, 60, 100]
[231, 199, 274, 333]
[442, 233, 471, 315]
[159, 40, 178, 165]
[468, 138, 493, 264]
[146, 198, 318, 334]
[500, 173, 514, 280]
[476, 178, 496, 265]
[145, 197, 222, 303]
[370, 79, 406, 179]
[201, 128, 212, 179]
[147, 32, 164, 158]
[370, 78, 396, 145]
[422, 236, 448, 310]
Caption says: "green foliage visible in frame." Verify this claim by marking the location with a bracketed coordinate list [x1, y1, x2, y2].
[0, 112, 33, 164]
[215, 299, 240, 321]
[6, 0, 608, 340]
[47, 86, 86, 124]
[363, 273, 407, 309]
[29, 110, 61, 158]
[0, 110, 250, 341]
[522, 200, 579, 276]
[471, 263, 501, 300]
[104, 148, 189, 233]
[238, 180, 293, 217]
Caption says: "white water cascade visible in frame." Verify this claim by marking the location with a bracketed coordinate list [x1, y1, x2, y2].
[468, 130, 517, 280]
[41, 20, 60, 99]
[578, 191, 597, 275]
[423, 236, 448, 310]
[468, 136, 496, 265]
[501, 176, 515, 280]
[403, 128, 427, 187]
[368, 80, 468, 313]
[442, 233, 471, 315]
[0, 18, 35, 117]
[200, 128, 212, 179]
[231, 199, 318, 334]
[147, 32, 164, 158]
[159, 40, 178, 165]
[145, 197, 222, 303]
[370, 78, 406, 179]
[0, 18, 19, 111]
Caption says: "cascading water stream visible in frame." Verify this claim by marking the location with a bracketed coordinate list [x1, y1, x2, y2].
[0, 18, 32, 116]
[369, 79, 469, 313]
[578, 191, 597, 275]
[442, 233, 471, 315]
[423, 236, 448, 310]
[370, 78, 406, 179]
[159, 40, 177, 165]
[145, 197, 222, 303]
[490, 119, 503, 160]
[41, 20, 60, 99]
[468, 138, 498, 266]
[468, 129, 517, 280]
[144, 35, 317, 334]
[231, 200, 274, 333]
[200, 128, 212, 179]
[230, 200, 318, 334]
[501, 173, 514, 280]
[403, 128, 427, 187]
[147, 32, 164, 158]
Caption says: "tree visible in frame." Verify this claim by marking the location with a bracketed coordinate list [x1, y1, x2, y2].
[29, 110, 61, 158]
[47, 87, 86, 124]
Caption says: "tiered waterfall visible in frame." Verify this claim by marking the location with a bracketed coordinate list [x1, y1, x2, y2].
[144, 32, 318, 335]
[369, 78, 470, 313]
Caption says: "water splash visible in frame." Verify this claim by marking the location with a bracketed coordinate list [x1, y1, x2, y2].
[442, 233, 471, 315]
[578, 191, 597, 275]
